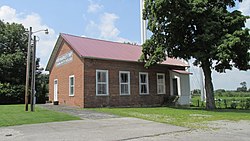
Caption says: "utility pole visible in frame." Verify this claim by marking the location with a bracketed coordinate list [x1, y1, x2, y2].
[140, 0, 146, 45]
[30, 36, 36, 112]
[25, 27, 48, 111]
[25, 27, 32, 111]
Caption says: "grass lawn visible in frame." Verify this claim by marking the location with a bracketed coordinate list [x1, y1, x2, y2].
[0, 105, 81, 127]
[91, 107, 250, 128]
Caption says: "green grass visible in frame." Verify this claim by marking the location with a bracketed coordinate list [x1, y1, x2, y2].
[91, 107, 250, 128]
[0, 105, 81, 127]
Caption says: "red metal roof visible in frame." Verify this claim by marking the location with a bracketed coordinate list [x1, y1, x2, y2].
[60, 33, 189, 67]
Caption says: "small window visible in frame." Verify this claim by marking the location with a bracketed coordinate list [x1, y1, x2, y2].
[157, 73, 166, 94]
[69, 75, 74, 96]
[139, 72, 149, 95]
[119, 71, 130, 95]
[96, 70, 109, 96]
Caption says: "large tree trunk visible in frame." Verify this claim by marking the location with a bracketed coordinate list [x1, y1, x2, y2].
[202, 61, 216, 110]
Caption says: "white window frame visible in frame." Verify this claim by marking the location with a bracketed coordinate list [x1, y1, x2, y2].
[69, 75, 75, 96]
[96, 70, 109, 96]
[119, 71, 130, 95]
[157, 73, 166, 94]
[139, 72, 149, 95]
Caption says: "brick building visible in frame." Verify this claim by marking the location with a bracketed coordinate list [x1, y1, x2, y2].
[46, 33, 191, 108]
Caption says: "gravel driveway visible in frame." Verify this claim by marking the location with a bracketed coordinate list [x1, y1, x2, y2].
[38, 103, 119, 119]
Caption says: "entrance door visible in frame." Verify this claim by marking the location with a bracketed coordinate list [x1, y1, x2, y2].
[54, 79, 58, 101]
[172, 78, 178, 96]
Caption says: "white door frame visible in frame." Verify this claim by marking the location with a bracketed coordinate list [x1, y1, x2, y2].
[54, 79, 58, 101]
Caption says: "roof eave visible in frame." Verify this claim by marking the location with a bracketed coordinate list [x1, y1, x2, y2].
[82, 56, 188, 67]
[45, 35, 63, 72]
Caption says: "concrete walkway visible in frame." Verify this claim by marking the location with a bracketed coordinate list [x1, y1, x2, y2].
[0, 117, 189, 141]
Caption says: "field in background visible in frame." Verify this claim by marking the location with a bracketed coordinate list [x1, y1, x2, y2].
[191, 91, 250, 109]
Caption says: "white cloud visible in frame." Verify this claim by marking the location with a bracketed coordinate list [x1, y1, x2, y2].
[99, 12, 128, 42]
[0, 5, 57, 71]
[85, 12, 130, 42]
[238, 0, 250, 28]
[87, 0, 103, 13]
[238, 0, 250, 15]
[212, 69, 250, 90]
[189, 61, 250, 91]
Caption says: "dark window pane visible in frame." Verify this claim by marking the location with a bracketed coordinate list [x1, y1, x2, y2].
[70, 86, 74, 95]
[121, 84, 128, 94]
[70, 77, 74, 85]
[140, 74, 146, 83]
[121, 73, 128, 83]
[141, 84, 147, 93]
[98, 72, 106, 82]
[98, 84, 107, 94]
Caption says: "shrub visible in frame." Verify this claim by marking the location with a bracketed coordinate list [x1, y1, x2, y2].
[230, 102, 237, 109]
[0, 83, 25, 104]
[239, 100, 246, 109]
[246, 98, 250, 109]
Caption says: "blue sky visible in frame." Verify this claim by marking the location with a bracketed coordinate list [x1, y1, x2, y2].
[0, 0, 250, 90]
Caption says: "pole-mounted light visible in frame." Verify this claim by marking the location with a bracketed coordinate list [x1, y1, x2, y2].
[25, 27, 49, 112]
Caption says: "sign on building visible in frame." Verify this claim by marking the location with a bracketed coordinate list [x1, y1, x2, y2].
[55, 51, 73, 67]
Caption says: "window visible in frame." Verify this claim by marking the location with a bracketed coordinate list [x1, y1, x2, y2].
[96, 70, 109, 96]
[119, 71, 130, 95]
[157, 73, 166, 94]
[139, 72, 149, 95]
[69, 75, 74, 96]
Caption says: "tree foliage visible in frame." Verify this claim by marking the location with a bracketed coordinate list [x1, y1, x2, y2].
[0, 20, 28, 84]
[0, 83, 25, 104]
[35, 73, 49, 104]
[237, 81, 247, 92]
[0, 20, 47, 104]
[141, 0, 250, 109]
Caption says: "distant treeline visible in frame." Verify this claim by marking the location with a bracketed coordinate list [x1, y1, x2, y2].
[192, 89, 250, 97]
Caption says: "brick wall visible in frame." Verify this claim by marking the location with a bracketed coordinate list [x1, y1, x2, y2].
[49, 42, 84, 107]
[83, 58, 182, 108]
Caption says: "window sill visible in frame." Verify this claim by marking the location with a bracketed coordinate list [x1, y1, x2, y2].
[120, 94, 130, 96]
[139, 93, 149, 95]
[96, 94, 109, 96]
[157, 93, 166, 95]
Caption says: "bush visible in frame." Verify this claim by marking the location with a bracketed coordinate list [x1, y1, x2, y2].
[239, 100, 246, 109]
[164, 95, 179, 106]
[0, 83, 25, 104]
[246, 98, 250, 109]
[230, 102, 237, 109]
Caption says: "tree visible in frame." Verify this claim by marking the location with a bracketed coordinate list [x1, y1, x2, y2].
[141, 0, 250, 109]
[192, 89, 201, 95]
[0, 20, 48, 104]
[237, 81, 247, 92]
[0, 20, 28, 103]
[0, 20, 28, 84]
[35, 73, 49, 104]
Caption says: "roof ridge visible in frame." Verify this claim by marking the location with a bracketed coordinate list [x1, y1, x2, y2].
[60, 33, 141, 48]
